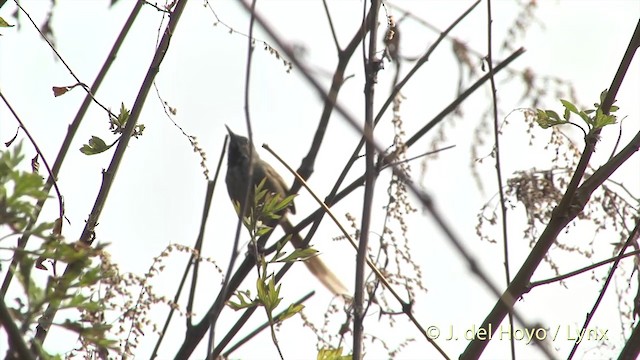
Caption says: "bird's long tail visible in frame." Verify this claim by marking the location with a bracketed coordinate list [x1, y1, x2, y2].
[280, 219, 349, 296]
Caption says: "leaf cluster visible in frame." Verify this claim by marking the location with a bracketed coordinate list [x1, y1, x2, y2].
[0, 141, 53, 237]
[1, 144, 119, 358]
[80, 103, 145, 155]
[535, 89, 618, 131]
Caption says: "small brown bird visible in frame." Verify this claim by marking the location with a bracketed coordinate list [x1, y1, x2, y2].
[225, 125, 348, 296]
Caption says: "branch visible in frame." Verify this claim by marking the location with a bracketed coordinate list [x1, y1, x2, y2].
[485, 1, 516, 358]
[354, 1, 381, 358]
[527, 249, 640, 290]
[618, 318, 640, 359]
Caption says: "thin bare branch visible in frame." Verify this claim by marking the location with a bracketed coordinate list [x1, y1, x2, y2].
[354, 1, 382, 358]
[568, 215, 640, 357]
[322, 0, 340, 52]
[485, 1, 516, 358]
[0, 91, 64, 222]
[528, 249, 640, 290]
[12, 1, 116, 119]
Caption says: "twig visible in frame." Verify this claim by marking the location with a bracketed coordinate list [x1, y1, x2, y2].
[0, 91, 64, 222]
[291, 7, 374, 192]
[485, 1, 516, 359]
[207, 0, 260, 357]
[528, 249, 640, 290]
[322, 0, 340, 52]
[12, 1, 116, 120]
[353, 1, 382, 359]
[566, 201, 640, 358]
[404, 47, 525, 149]
[373, 0, 481, 127]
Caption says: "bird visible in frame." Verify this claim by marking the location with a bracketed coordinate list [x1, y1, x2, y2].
[225, 125, 348, 296]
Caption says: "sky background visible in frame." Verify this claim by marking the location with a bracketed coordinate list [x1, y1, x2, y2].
[1, 0, 639, 359]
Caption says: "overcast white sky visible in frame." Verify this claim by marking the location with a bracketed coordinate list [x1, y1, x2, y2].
[1, 1, 639, 359]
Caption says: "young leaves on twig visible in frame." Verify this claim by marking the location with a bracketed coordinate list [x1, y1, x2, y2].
[534, 89, 618, 132]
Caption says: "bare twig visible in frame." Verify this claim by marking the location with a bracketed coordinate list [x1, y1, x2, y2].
[485, 1, 516, 359]
[12, 1, 116, 119]
[528, 249, 640, 290]
[373, 0, 481, 127]
[568, 218, 640, 358]
[322, 0, 340, 52]
[353, 1, 382, 359]
[0, 91, 64, 222]
[207, 0, 261, 357]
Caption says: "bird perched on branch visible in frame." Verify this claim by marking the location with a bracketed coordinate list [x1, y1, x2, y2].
[225, 125, 348, 296]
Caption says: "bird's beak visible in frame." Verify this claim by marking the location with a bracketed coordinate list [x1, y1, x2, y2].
[225, 125, 235, 137]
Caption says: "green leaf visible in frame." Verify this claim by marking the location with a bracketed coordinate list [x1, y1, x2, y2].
[600, 89, 608, 104]
[560, 99, 578, 114]
[277, 303, 304, 322]
[256, 276, 282, 312]
[256, 278, 268, 304]
[0, 16, 15, 28]
[110, 103, 130, 130]
[276, 248, 319, 263]
[563, 106, 570, 121]
[534, 109, 567, 129]
[227, 290, 256, 310]
[593, 108, 617, 128]
[272, 194, 295, 213]
[77, 300, 105, 313]
[256, 226, 272, 237]
[80, 136, 113, 155]
[318, 347, 351, 360]
[544, 110, 561, 121]
[264, 277, 282, 312]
